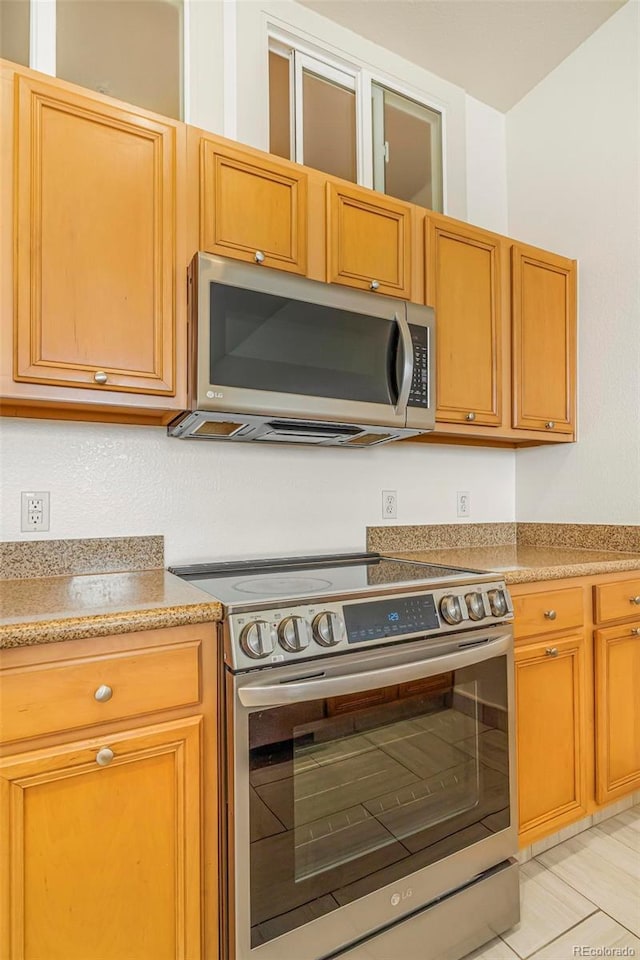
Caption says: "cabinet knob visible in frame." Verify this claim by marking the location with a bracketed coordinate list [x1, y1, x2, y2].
[545, 647, 559, 657]
[93, 371, 108, 385]
[96, 747, 114, 766]
[370, 280, 380, 291]
[631, 627, 640, 636]
[465, 412, 476, 422]
[94, 684, 113, 703]
[544, 609, 557, 620]
[630, 596, 640, 605]
[254, 250, 265, 264]
[545, 421, 555, 429]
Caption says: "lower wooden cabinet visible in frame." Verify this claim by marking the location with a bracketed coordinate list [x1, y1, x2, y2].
[0, 717, 202, 960]
[594, 621, 640, 804]
[515, 633, 588, 845]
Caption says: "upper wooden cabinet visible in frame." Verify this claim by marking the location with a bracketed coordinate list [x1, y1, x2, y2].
[512, 243, 577, 435]
[426, 215, 506, 427]
[200, 139, 308, 274]
[327, 182, 412, 298]
[14, 73, 179, 397]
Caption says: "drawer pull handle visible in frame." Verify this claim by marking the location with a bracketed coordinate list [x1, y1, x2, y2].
[630, 596, 640, 605]
[545, 647, 559, 657]
[631, 628, 640, 636]
[94, 684, 113, 703]
[255, 250, 265, 264]
[96, 747, 114, 766]
[465, 412, 476, 422]
[370, 280, 380, 291]
[544, 610, 557, 620]
[93, 371, 108, 385]
[545, 421, 555, 429]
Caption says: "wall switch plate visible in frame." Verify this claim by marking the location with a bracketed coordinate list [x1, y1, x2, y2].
[382, 490, 397, 519]
[457, 491, 471, 518]
[21, 491, 50, 532]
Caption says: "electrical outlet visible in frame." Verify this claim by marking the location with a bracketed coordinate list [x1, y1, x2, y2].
[457, 491, 471, 519]
[21, 491, 50, 532]
[382, 490, 397, 519]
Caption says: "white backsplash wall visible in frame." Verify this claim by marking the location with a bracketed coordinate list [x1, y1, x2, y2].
[507, 1, 640, 524]
[0, 419, 515, 566]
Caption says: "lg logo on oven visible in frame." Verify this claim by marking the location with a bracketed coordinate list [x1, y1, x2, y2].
[390, 888, 413, 907]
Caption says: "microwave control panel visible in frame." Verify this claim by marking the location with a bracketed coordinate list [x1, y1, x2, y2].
[408, 324, 429, 408]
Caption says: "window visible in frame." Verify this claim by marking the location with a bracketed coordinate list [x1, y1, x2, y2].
[56, 0, 184, 119]
[0, 0, 30, 67]
[268, 33, 445, 212]
[372, 83, 443, 210]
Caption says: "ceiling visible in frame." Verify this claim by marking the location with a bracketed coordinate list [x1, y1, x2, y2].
[297, 0, 627, 111]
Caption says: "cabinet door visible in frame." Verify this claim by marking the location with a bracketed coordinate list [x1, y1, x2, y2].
[14, 74, 179, 396]
[512, 244, 576, 434]
[426, 216, 505, 426]
[0, 717, 202, 960]
[515, 635, 587, 845]
[201, 140, 308, 274]
[595, 623, 640, 804]
[327, 182, 412, 298]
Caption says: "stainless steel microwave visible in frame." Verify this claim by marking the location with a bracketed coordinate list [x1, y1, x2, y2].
[168, 254, 435, 447]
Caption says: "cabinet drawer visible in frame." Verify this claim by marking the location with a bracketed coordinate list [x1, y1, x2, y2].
[594, 578, 640, 625]
[513, 587, 583, 640]
[0, 641, 201, 743]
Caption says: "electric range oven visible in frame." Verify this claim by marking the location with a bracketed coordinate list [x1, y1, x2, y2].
[170, 553, 520, 960]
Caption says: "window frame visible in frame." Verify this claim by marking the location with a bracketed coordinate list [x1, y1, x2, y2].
[267, 25, 448, 212]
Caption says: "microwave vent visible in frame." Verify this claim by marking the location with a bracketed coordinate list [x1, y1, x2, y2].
[346, 433, 394, 445]
[193, 420, 247, 438]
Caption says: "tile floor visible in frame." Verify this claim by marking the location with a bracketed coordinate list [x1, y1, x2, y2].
[463, 804, 640, 960]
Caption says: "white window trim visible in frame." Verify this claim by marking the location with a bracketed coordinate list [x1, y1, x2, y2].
[30, 0, 56, 75]
[266, 23, 449, 212]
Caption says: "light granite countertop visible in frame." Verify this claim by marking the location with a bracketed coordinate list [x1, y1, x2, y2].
[386, 544, 640, 584]
[0, 570, 223, 648]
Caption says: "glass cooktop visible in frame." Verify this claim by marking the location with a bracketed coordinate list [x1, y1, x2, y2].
[169, 552, 488, 608]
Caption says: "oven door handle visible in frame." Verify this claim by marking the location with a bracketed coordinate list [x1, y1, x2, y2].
[395, 310, 413, 417]
[237, 632, 512, 707]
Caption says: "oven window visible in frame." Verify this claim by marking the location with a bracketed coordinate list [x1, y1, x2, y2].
[209, 284, 400, 404]
[248, 657, 510, 947]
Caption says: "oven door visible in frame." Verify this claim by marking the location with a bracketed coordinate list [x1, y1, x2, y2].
[228, 629, 516, 960]
[193, 253, 433, 429]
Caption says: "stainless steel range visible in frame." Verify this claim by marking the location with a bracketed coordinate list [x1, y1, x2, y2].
[170, 553, 520, 960]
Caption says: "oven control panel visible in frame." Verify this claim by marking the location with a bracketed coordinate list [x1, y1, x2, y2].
[227, 582, 513, 671]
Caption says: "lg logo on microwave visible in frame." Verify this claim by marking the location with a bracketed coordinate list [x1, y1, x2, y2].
[206, 391, 224, 399]
[390, 888, 413, 907]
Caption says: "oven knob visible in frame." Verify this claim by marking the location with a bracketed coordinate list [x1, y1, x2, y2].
[278, 616, 312, 653]
[439, 594, 464, 625]
[465, 592, 486, 621]
[487, 589, 508, 618]
[239, 620, 276, 659]
[312, 611, 345, 647]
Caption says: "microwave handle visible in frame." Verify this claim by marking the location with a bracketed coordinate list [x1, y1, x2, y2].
[395, 311, 413, 414]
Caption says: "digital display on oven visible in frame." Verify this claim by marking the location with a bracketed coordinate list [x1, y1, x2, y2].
[343, 594, 439, 643]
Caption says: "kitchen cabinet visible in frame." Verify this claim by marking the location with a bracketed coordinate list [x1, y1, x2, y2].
[0, 718, 202, 960]
[425, 214, 507, 427]
[512, 243, 577, 435]
[0, 60, 187, 426]
[326, 181, 412, 298]
[200, 138, 308, 275]
[419, 216, 577, 447]
[515, 633, 588, 845]
[0, 622, 219, 960]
